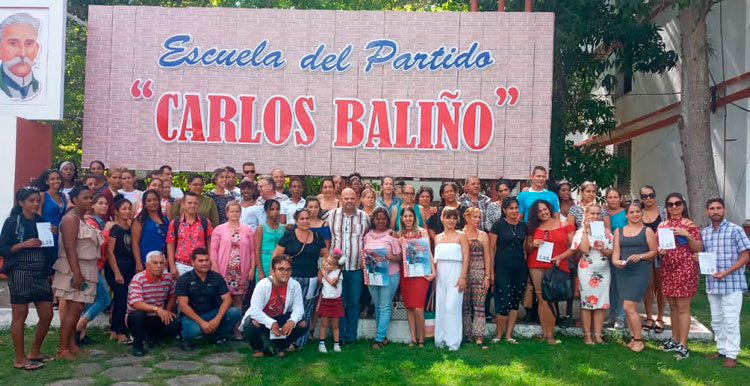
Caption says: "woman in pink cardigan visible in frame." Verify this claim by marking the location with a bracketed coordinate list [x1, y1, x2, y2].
[210, 202, 255, 338]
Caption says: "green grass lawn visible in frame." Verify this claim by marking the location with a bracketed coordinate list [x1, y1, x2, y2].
[0, 275, 747, 386]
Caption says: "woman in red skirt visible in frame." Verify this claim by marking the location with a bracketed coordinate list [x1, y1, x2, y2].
[656, 193, 702, 360]
[318, 250, 345, 353]
[398, 206, 436, 348]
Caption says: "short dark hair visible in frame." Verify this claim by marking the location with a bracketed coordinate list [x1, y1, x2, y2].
[532, 165, 547, 174]
[187, 173, 204, 185]
[417, 185, 433, 202]
[184, 191, 199, 200]
[705, 197, 724, 209]
[263, 199, 280, 211]
[271, 254, 292, 269]
[151, 169, 162, 178]
[348, 172, 362, 183]
[242, 161, 255, 169]
[191, 247, 209, 260]
[239, 180, 255, 190]
[224, 166, 236, 174]
[441, 207, 459, 219]
[158, 165, 173, 174]
[82, 173, 100, 184]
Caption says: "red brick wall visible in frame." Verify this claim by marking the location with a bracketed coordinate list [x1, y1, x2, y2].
[82, 6, 554, 179]
[15, 118, 52, 192]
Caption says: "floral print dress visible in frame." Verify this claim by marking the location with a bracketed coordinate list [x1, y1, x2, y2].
[571, 229, 612, 310]
[225, 228, 246, 295]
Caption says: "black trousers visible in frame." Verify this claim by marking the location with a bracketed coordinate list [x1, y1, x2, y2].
[104, 261, 135, 334]
[127, 309, 181, 348]
[243, 313, 308, 352]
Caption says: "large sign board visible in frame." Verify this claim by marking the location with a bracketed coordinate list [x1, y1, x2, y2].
[82, 6, 553, 179]
[0, 0, 66, 120]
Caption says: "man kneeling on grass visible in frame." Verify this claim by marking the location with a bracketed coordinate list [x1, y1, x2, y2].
[240, 254, 308, 357]
[176, 248, 242, 351]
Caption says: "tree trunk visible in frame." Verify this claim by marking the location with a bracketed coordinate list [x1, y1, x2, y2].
[677, 2, 719, 227]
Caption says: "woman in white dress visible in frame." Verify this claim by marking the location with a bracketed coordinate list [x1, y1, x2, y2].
[571, 202, 613, 345]
[434, 207, 469, 351]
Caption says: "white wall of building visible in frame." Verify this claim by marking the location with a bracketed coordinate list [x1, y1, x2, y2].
[595, 0, 750, 225]
[0, 116, 18, 218]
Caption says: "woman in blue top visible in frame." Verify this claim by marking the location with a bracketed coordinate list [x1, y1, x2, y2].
[390, 184, 427, 231]
[35, 169, 67, 257]
[603, 187, 627, 326]
[375, 176, 402, 213]
[604, 188, 627, 231]
[131, 189, 168, 270]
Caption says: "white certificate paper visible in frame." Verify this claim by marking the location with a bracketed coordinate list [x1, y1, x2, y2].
[698, 252, 717, 275]
[408, 264, 425, 277]
[368, 273, 384, 286]
[537, 242, 554, 263]
[270, 331, 287, 340]
[590, 221, 606, 242]
[36, 222, 54, 248]
[658, 228, 676, 250]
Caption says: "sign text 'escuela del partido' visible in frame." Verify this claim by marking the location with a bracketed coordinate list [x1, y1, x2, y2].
[82, 7, 554, 179]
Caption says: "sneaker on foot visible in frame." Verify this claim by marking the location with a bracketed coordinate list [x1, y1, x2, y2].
[659, 338, 679, 352]
[318, 344, 328, 353]
[333, 344, 341, 352]
[674, 344, 689, 360]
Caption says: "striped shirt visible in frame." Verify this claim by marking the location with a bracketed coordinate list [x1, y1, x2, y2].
[324, 208, 370, 271]
[127, 270, 176, 314]
[701, 219, 750, 295]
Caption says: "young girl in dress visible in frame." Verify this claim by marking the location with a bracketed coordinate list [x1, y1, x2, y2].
[433, 208, 469, 351]
[318, 249, 344, 353]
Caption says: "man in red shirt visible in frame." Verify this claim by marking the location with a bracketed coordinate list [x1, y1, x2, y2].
[126, 251, 179, 357]
[240, 255, 307, 357]
[166, 192, 213, 277]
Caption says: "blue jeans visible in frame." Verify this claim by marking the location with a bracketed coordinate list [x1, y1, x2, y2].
[181, 307, 242, 342]
[609, 266, 625, 319]
[368, 272, 400, 342]
[340, 269, 364, 343]
[82, 271, 111, 321]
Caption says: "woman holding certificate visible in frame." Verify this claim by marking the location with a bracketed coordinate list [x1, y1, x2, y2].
[362, 207, 402, 349]
[0, 186, 56, 370]
[656, 193, 702, 360]
[526, 200, 575, 345]
[611, 201, 658, 352]
[572, 202, 613, 345]
[398, 206, 435, 348]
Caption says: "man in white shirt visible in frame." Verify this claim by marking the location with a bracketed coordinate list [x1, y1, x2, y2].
[280, 177, 306, 226]
[158, 165, 184, 199]
[240, 255, 307, 358]
[243, 176, 282, 230]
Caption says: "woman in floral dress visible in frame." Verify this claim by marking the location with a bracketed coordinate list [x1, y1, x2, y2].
[571, 202, 612, 345]
[656, 193, 702, 359]
[210, 202, 254, 339]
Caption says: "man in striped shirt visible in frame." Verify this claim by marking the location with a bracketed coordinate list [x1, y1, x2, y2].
[126, 251, 179, 357]
[323, 188, 370, 344]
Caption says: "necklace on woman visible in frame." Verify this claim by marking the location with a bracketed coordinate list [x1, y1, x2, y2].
[507, 220, 520, 239]
[370, 230, 390, 240]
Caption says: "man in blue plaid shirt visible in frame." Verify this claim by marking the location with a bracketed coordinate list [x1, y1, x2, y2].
[698, 198, 750, 368]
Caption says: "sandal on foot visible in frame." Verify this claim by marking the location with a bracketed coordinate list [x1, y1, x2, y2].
[491, 337, 502, 343]
[29, 355, 54, 363]
[372, 341, 385, 349]
[506, 338, 518, 344]
[14, 362, 43, 371]
[653, 320, 665, 334]
[642, 319, 654, 331]
[408, 341, 416, 347]
[418, 340, 425, 349]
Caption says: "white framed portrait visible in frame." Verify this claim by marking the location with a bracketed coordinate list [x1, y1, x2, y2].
[0, 0, 65, 120]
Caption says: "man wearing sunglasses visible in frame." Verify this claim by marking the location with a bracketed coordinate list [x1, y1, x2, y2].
[241, 162, 257, 182]
[697, 198, 750, 368]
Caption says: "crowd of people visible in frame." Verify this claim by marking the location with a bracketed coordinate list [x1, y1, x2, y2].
[0, 160, 747, 370]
